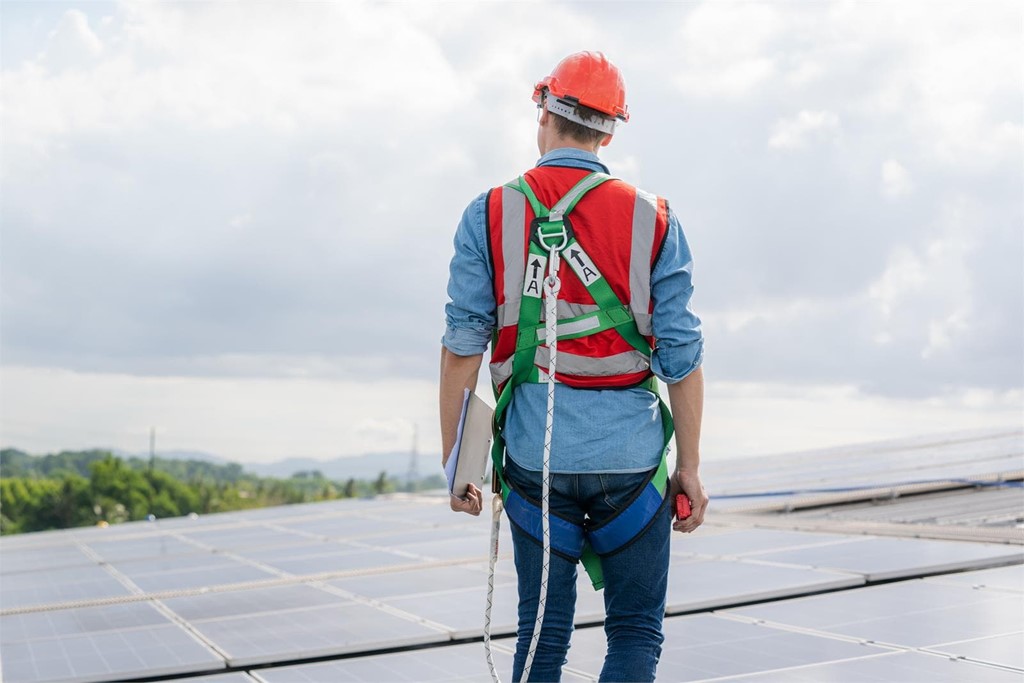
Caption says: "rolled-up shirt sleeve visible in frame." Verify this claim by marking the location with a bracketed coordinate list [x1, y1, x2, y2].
[442, 192, 496, 356]
[650, 208, 704, 384]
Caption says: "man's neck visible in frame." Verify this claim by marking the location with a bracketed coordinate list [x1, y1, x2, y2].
[540, 139, 600, 156]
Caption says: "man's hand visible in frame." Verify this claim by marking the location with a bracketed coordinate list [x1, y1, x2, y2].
[669, 468, 708, 533]
[450, 482, 484, 516]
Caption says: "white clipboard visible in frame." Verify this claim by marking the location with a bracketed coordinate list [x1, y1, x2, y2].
[444, 389, 494, 499]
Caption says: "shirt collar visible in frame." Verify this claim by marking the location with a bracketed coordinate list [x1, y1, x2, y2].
[536, 147, 611, 174]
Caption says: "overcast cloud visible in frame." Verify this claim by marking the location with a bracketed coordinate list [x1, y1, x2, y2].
[2, 1, 1021, 461]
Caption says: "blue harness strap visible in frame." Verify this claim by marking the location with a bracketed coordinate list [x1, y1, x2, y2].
[503, 487, 585, 559]
[587, 478, 667, 555]
[503, 455, 669, 562]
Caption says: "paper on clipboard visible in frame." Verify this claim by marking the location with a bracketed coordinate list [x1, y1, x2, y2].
[444, 389, 494, 499]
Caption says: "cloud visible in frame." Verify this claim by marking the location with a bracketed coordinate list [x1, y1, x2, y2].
[670, 3, 781, 98]
[1, 0, 1021, 463]
[41, 9, 103, 68]
[880, 159, 914, 198]
[768, 110, 841, 149]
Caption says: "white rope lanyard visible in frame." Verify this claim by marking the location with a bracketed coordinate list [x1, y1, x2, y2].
[483, 226, 562, 683]
[484, 494, 504, 683]
[520, 231, 561, 682]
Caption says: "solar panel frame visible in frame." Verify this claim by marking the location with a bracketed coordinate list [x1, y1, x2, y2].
[664, 558, 864, 613]
[747, 536, 1024, 581]
[711, 649, 1024, 682]
[0, 623, 226, 683]
[187, 602, 449, 667]
[250, 640, 519, 683]
[162, 584, 351, 622]
[0, 565, 132, 610]
[724, 579, 1024, 649]
[0, 602, 171, 642]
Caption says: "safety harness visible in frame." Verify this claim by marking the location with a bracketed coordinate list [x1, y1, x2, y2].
[490, 171, 674, 586]
[482, 171, 674, 683]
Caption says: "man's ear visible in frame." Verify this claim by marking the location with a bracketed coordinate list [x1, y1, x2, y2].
[600, 134, 613, 147]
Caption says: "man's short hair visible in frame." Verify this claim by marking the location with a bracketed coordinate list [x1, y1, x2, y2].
[551, 102, 610, 146]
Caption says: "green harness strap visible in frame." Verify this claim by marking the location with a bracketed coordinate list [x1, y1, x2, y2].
[490, 172, 674, 590]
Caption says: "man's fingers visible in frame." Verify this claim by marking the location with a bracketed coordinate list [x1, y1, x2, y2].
[449, 486, 483, 516]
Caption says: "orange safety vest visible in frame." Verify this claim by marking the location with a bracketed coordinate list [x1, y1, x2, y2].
[486, 165, 670, 391]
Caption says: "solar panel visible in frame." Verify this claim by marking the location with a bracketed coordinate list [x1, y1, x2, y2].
[189, 602, 448, 667]
[747, 536, 1024, 581]
[1, 430, 1018, 683]
[127, 564, 276, 593]
[0, 546, 94, 574]
[110, 552, 238, 577]
[332, 564, 504, 600]
[83, 536, 201, 562]
[162, 674, 258, 683]
[664, 558, 863, 612]
[0, 566, 131, 610]
[924, 632, 1024, 671]
[251, 641, 517, 683]
[718, 650, 1024, 682]
[1, 603, 169, 642]
[669, 528, 856, 557]
[562, 614, 893, 681]
[277, 516, 406, 538]
[181, 527, 311, 550]
[704, 430, 1024, 503]
[359, 523, 491, 548]
[0, 624, 225, 683]
[378, 534, 491, 560]
[382, 582, 525, 639]
[725, 580, 1024, 649]
[261, 548, 420, 575]
[924, 563, 1024, 593]
[162, 584, 349, 621]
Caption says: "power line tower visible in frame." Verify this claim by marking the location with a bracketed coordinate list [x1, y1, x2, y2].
[406, 424, 420, 491]
[149, 427, 156, 473]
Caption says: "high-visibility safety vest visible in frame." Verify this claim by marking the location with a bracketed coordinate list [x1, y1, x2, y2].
[486, 165, 676, 590]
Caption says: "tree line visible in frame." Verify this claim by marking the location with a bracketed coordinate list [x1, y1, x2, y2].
[0, 449, 446, 535]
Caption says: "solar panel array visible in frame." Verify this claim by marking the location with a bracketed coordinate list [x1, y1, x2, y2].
[1, 428, 1021, 683]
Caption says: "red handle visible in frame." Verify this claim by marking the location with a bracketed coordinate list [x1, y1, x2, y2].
[675, 494, 692, 520]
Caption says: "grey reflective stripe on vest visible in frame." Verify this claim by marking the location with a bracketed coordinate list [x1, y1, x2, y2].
[498, 187, 527, 328]
[534, 347, 651, 377]
[490, 356, 515, 386]
[490, 347, 651, 385]
[533, 313, 601, 341]
[629, 189, 658, 336]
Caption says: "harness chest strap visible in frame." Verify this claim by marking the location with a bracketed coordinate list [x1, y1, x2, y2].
[489, 172, 675, 590]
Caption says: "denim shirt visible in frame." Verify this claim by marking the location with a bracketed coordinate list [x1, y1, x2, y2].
[443, 148, 704, 473]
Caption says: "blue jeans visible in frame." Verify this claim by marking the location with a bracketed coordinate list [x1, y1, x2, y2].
[505, 457, 671, 683]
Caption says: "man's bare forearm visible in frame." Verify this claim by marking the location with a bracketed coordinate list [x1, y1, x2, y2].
[439, 346, 483, 464]
[667, 365, 704, 472]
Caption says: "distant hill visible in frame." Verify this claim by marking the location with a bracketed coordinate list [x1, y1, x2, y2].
[246, 451, 435, 481]
[114, 448, 230, 465]
[2, 446, 440, 483]
[113, 447, 431, 481]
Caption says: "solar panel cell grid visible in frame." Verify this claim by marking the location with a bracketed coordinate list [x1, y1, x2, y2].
[1, 603, 169, 642]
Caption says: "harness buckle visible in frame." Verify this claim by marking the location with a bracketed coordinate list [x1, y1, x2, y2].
[536, 218, 568, 253]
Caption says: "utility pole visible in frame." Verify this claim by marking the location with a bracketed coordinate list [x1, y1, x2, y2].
[149, 427, 156, 473]
[406, 424, 420, 491]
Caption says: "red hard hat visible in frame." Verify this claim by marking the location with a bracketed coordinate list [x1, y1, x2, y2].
[533, 51, 629, 122]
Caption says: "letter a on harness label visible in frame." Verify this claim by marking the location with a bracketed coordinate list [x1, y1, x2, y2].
[523, 257, 544, 298]
[566, 246, 603, 286]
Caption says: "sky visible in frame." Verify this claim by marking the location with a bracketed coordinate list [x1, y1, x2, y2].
[1, 0, 1021, 465]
